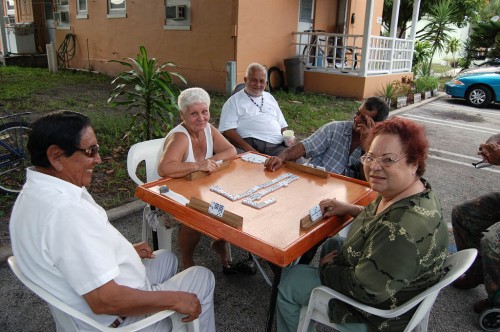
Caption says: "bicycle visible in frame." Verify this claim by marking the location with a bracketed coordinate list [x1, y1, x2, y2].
[302, 30, 359, 70]
[0, 112, 31, 194]
[301, 29, 326, 67]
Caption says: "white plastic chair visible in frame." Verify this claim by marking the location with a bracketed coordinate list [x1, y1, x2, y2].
[127, 138, 174, 251]
[8, 256, 199, 332]
[298, 248, 478, 332]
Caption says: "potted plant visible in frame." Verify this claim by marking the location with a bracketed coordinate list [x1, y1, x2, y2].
[414, 75, 439, 100]
[379, 81, 396, 108]
[393, 76, 413, 108]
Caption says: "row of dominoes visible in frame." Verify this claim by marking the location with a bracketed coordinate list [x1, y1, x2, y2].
[210, 173, 298, 201]
[240, 153, 268, 164]
[242, 198, 277, 209]
[209, 173, 300, 209]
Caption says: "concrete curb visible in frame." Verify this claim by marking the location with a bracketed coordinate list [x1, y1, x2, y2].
[0, 199, 147, 264]
[107, 199, 146, 222]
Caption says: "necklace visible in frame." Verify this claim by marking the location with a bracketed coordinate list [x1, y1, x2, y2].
[245, 91, 264, 111]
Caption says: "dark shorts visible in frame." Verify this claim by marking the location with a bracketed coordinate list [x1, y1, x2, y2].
[237, 137, 287, 156]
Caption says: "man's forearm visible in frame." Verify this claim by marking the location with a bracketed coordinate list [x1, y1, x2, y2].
[279, 142, 306, 162]
[223, 130, 254, 152]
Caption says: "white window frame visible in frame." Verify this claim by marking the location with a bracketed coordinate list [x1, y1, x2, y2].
[6, 0, 15, 16]
[164, 0, 191, 31]
[108, 0, 126, 19]
[55, 0, 71, 30]
[77, 0, 88, 19]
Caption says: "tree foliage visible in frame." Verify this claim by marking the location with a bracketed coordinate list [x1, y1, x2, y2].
[383, 0, 486, 38]
[461, 0, 500, 68]
[417, 0, 459, 70]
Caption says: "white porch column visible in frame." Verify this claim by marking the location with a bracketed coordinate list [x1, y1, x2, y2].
[389, 0, 400, 38]
[389, 0, 401, 74]
[359, 0, 375, 77]
[409, 0, 421, 41]
[408, 0, 422, 70]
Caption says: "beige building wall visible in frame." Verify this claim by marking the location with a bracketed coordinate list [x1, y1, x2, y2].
[235, 0, 298, 84]
[58, 0, 236, 92]
[45, 0, 395, 100]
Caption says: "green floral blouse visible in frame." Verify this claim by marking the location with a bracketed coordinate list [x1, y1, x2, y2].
[320, 180, 449, 331]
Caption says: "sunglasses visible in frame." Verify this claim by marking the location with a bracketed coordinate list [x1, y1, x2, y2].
[75, 144, 100, 157]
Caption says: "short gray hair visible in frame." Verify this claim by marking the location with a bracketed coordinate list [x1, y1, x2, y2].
[245, 63, 267, 79]
[178, 87, 211, 112]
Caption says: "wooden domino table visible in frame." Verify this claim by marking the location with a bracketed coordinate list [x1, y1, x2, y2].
[135, 155, 378, 331]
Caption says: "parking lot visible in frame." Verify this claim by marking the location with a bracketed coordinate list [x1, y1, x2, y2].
[1, 95, 499, 331]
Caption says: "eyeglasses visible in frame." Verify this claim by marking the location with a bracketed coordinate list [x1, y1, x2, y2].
[75, 144, 100, 157]
[360, 153, 406, 168]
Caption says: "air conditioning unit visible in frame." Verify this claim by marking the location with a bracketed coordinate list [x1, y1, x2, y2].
[54, 11, 70, 23]
[3, 16, 15, 25]
[165, 5, 187, 21]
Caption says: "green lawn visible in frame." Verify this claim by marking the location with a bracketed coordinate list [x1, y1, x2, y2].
[0, 66, 363, 216]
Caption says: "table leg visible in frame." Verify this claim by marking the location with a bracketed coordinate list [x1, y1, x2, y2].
[266, 265, 282, 332]
[152, 230, 159, 250]
[150, 206, 159, 250]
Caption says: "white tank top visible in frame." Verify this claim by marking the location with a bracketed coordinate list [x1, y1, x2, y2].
[165, 124, 214, 162]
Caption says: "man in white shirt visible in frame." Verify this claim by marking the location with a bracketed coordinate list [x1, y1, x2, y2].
[219, 63, 290, 156]
[10, 110, 215, 331]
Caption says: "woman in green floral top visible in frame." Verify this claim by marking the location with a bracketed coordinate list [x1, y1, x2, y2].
[277, 117, 449, 332]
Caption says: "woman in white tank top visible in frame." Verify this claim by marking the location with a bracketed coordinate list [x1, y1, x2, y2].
[158, 88, 237, 271]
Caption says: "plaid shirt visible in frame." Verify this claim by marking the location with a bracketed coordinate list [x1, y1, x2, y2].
[301, 121, 363, 179]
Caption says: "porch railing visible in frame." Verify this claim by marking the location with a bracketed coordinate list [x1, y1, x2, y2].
[292, 31, 414, 76]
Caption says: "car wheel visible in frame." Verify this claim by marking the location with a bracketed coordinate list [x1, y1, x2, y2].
[466, 85, 492, 108]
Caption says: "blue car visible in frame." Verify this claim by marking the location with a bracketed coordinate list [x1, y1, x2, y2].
[445, 67, 500, 107]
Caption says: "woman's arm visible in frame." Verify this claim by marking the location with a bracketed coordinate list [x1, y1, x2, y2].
[157, 133, 212, 178]
[211, 124, 237, 161]
[319, 198, 364, 219]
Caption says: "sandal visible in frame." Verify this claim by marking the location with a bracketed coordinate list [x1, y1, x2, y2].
[222, 260, 257, 276]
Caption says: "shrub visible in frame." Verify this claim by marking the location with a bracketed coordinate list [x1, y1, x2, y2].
[107, 46, 186, 142]
[414, 75, 439, 92]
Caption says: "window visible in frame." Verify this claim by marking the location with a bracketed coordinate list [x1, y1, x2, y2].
[108, 0, 126, 18]
[55, 0, 70, 29]
[6, 0, 15, 16]
[77, 0, 88, 19]
[164, 0, 191, 30]
[299, 0, 314, 23]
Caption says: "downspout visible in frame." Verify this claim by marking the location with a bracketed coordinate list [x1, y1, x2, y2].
[343, 0, 349, 34]
[0, 1, 9, 57]
[359, 0, 374, 77]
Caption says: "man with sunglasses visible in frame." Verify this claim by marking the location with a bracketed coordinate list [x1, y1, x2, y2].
[9, 111, 216, 331]
[265, 96, 389, 179]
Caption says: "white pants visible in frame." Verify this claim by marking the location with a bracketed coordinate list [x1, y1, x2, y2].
[123, 250, 216, 332]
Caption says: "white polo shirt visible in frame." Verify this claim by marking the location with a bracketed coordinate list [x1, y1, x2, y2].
[218, 89, 288, 144]
[10, 168, 146, 329]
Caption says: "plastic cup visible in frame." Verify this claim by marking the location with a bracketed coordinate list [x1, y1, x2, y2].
[283, 130, 296, 147]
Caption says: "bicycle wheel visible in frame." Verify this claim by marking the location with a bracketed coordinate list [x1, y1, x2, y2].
[0, 122, 31, 194]
[302, 44, 316, 66]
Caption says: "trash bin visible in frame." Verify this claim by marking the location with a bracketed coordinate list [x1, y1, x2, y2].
[284, 56, 304, 92]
